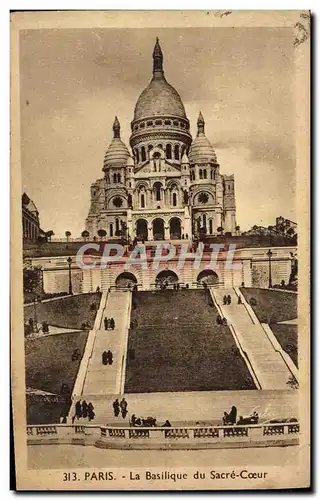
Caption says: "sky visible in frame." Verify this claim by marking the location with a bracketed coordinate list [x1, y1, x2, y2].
[20, 27, 296, 237]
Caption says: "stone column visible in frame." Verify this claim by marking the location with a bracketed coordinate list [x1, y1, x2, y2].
[148, 224, 153, 241]
[164, 224, 170, 240]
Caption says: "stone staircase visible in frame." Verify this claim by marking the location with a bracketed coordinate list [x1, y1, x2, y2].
[81, 290, 131, 397]
[212, 288, 293, 390]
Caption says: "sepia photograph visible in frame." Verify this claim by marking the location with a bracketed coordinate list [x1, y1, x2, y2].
[10, 10, 310, 490]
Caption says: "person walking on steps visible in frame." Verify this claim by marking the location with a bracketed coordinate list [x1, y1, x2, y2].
[120, 397, 128, 419]
[110, 318, 115, 330]
[113, 398, 120, 417]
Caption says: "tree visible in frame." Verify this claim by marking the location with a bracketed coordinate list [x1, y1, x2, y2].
[97, 229, 107, 240]
[217, 226, 224, 235]
[235, 225, 240, 235]
[23, 267, 42, 294]
[81, 230, 89, 242]
[65, 231, 71, 242]
[45, 230, 54, 242]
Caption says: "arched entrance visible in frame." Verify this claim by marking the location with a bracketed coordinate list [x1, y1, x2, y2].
[115, 272, 137, 289]
[156, 270, 179, 286]
[169, 217, 181, 239]
[153, 218, 165, 240]
[136, 219, 148, 241]
[196, 270, 220, 286]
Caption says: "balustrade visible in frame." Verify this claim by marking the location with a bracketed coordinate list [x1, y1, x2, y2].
[35, 426, 58, 436]
[26, 422, 299, 447]
[193, 427, 219, 438]
[223, 426, 248, 438]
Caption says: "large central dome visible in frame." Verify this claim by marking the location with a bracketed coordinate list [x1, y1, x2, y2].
[133, 38, 187, 121]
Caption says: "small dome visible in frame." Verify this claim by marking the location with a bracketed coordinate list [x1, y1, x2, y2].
[133, 39, 187, 121]
[126, 156, 134, 167]
[189, 112, 217, 164]
[103, 117, 130, 170]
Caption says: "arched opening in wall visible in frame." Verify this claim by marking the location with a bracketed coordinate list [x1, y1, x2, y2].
[113, 173, 117, 183]
[209, 219, 213, 234]
[115, 218, 120, 235]
[170, 217, 181, 239]
[199, 169, 203, 179]
[166, 144, 172, 159]
[152, 218, 165, 240]
[172, 192, 177, 207]
[136, 149, 140, 163]
[109, 223, 113, 237]
[154, 182, 162, 202]
[203, 213, 207, 230]
[196, 270, 219, 287]
[141, 146, 146, 162]
[141, 194, 145, 208]
[117, 173, 121, 182]
[148, 144, 153, 154]
[156, 269, 179, 286]
[174, 144, 180, 160]
[136, 219, 148, 241]
[203, 170, 207, 179]
[115, 272, 138, 289]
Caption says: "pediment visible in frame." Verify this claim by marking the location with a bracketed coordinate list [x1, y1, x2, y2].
[135, 159, 181, 177]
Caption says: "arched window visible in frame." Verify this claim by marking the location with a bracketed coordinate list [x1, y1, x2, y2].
[148, 144, 153, 152]
[141, 146, 146, 162]
[203, 214, 207, 227]
[129, 182, 131, 188]
[141, 194, 145, 208]
[109, 223, 113, 237]
[174, 144, 180, 160]
[166, 144, 172, 159]
[199, 169, 203, 179]
[210, 170, 213, 179]
[154, 182, 162, 201]
[113, 173, 117, 183]
[115, 218, 120, 233]
[172, 192, 177, 207]
[136, 149, 140, 163]
[203, 170, 207, 179]
[209, 219, 213, 234]
[117, 173, 121, 183]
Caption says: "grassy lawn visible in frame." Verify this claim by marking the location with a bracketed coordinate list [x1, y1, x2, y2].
[125, 290, 255, 393]
[24, 292, 101, 330]
[240, 288, 297, 323]
[25, 331, 88, 424]
[270, 324, 298, 368]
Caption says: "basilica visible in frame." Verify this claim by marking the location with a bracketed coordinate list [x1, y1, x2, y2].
[85, 39, 237, 241]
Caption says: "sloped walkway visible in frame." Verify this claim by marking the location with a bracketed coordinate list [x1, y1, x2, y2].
[212, 289, 293, 390]
[81, 291, 131, 397]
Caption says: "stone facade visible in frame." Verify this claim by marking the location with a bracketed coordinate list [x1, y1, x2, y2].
[85, 39, 237, 241]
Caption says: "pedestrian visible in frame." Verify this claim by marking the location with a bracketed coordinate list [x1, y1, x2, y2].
[110, 318, 115, 330]
[104, 317, 108, 330]
[230, 405, 237, 424]
[227, 294, 231, 305]
[102, 351, 108, 365]
[88, 402, 95, 421]
[82, 400, 88, 419]
[120, 397, 128, 419]
[223, 295, 227, 305]
[177, 283, 180, 290]
[238, 295, 242, 304]
[107, 350, 113, 365]
[113, 398, 120, 417]
[75, 400, 82, 420]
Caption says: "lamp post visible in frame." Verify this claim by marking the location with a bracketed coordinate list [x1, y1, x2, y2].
[267, 249, 273, 288]
[33, 297, 38, 333]
[67, 256, 73, 295]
